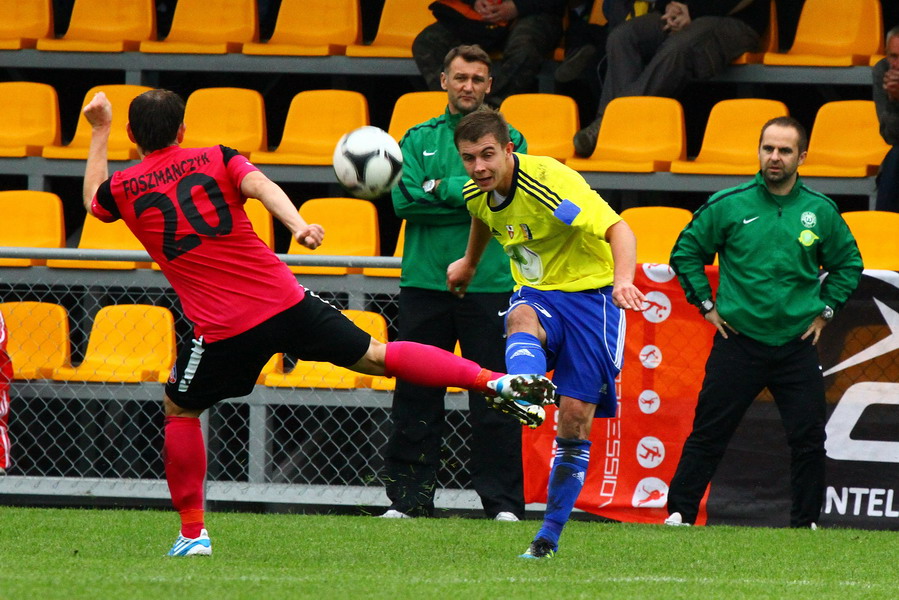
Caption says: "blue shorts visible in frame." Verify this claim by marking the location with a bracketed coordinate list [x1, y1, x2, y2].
[507, 286, 624, 417]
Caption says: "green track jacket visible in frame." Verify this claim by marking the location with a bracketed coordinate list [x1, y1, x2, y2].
[391, 107, 526, 292]
[670, 172, 863, 346]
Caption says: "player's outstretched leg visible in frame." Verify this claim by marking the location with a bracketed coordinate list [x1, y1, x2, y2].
[483, 373, 556, 428]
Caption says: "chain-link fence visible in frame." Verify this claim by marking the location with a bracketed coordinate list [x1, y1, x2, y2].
[0, 250, 485, 509]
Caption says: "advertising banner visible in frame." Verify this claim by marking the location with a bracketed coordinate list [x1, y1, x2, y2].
[523, 266, 899, 529]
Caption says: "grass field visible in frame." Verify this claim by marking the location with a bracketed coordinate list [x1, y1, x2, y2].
[0, 506, 895, 600]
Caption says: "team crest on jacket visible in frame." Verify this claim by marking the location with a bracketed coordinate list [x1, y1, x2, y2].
[798, 229, 820, 247]
[801, 211, 817, 228]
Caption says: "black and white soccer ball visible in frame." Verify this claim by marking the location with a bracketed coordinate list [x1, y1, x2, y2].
[332, 126, 403, 200]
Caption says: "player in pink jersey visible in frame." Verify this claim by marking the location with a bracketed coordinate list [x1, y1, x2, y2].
[0, 308, 11, 475]
[81, 89, 556, 556]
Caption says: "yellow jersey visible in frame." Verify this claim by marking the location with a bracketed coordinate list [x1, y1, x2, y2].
[464, 153, 621, 292]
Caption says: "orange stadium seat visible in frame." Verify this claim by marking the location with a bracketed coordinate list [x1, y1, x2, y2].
[42, 84, 152, 161]
[244, 198, 275, 249]
[181, 87, 267, 154]
[871, 54, 886, 67]
[762, 0, 882, 67]
[840, 211, 899, 271]
[566, 96, 685, 172]
[36, 0, 156, 52]
[0, 0, 53, 50]
[0, 82, 61, 157]
[242, 0, 360, 56]
[265, 310, 387, 389]
[46, 215, 151, 270]
[250, 90, 369, 165]
[140, 0, 257, 54]
[387, 92, 447, 141]
[800, 101, 889, 177]
[670, 99, 789, 175]
[362, 219, 405, 278]
[51, 304, 176, 383]
[620, 206, 693, 265]
[345, 0, 435, 58]
[285, 197, 380, 275]
[0, 191, 65, 268]
[0, 302, 71, 380]
[501, 93, 579, 161]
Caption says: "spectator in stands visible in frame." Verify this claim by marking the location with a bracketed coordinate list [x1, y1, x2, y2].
[873, 25, 899, 212]
[382, 45, 530, 521]
[80, 89, 556, 556]
[0, 308, 11, 476]
[555, 0, 633, 84]
[447, 109, 646, 558]
[573, 0, 769, 157]
[664, 117, 863, 528]
[413, 0, 566, 108]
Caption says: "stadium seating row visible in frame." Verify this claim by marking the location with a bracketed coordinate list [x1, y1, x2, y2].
[0, 81, 888, 177]
[0, 0, 884, 65]
[2, 187, 897, 271]
[0, 300, 404, 389]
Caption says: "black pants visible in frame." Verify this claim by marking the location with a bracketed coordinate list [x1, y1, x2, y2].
[383, 287, 523, 518]
[667, 332, 826, 527]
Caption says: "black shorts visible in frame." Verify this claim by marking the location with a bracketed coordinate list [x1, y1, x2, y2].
[165, 293, 372, 411]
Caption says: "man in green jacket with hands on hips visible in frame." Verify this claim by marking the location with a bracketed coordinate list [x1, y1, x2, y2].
[380, 44, 531, 521]
[664, 116, 864, 529]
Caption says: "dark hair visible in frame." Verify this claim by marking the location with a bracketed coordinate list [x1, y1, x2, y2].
[759, 116, 808, 154]
[442, 44, 492, 75]
[454, 107, 512, 149]
[128, 89, 186, 153]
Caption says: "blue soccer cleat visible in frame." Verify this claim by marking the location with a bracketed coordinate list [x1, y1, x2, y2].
[166, 528, 212, 557]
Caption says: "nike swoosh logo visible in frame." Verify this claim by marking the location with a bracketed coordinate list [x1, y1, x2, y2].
[423, 150, 437, 156]
[743, 216, 759, 224]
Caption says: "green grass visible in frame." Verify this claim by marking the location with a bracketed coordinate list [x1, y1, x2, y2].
[0, 506, 895, 600]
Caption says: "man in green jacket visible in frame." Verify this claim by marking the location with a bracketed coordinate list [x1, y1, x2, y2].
[665, 116, 863, 528]
[380, 45, 529, 521]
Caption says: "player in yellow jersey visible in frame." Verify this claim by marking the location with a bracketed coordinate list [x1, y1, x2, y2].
[447, 109, 646, 559]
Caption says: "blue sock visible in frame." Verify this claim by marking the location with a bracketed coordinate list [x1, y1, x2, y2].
[505, 332, 546, 375]
[535, 437, 591, 550]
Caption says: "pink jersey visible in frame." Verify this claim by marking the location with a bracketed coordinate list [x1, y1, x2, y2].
[0, 308, 10, 469]
[91, 145, 304, 342]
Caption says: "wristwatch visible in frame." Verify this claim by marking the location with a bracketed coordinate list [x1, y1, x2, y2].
[821, 305, 834, 321]
[422, 179, 437, 194]
[699, 298, 715, 316]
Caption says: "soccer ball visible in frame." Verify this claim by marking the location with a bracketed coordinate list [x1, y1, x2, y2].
[332, 126, 403, 200]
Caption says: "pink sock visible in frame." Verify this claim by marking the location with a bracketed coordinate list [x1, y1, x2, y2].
[384, 341, 500, 393]
[164, 416, 206, 538]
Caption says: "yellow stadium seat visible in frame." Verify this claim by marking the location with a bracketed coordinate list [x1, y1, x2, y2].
[244, 198, 275, 249]
[182, 87, 267, 154]
[0, 302, 70, 380]
[387, 92, 448, 141]
[46, 215, 151, 270]
[265, 310, 386, 389]
[762, 0, 882, 67]
[42, 84, 152, 161]
[501, 93, 579, 161]
[670, 99, 789, 175]
[732, 0, 777, 64]
[51, 304, 175, 383]
[0, 0, 53, 50]
[620, 206, 693, 265]
[362, 219, 405, 278]
[801, 101, 889, 177]
[256, 353, 282, 384]
[840, 211, 899, 271]
[36, 0, 155, 52]
[566, 96, 685, 172]
[242, 0, 360, 56]
[871, 54, 886, 67]
[140, 0, 257, 54]
[0, 191, 65, 267]
[345, 0, 435, 58]
[250, 90, 369, 165]
[285, 197, 380, 275]
[0, 82, 61, 157]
